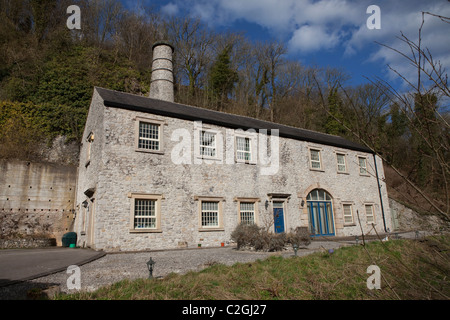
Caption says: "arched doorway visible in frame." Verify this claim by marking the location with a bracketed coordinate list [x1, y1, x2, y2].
[307, 189, 335, 236]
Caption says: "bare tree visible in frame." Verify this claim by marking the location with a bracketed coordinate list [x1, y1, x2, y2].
[369, 12, 450, 220]
[79, 0, 123, 46]
[165, 15, 216, 105]
[115, 5, 160, 70]
[256, 41, 287, 122]
[311, 12, 449, 222]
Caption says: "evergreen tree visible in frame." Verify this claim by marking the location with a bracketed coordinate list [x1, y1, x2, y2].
[412, 93, 439, 187]
[384, 102, 408, 166]
[325, 88, 346, 136]
[209, 46, 238, 110]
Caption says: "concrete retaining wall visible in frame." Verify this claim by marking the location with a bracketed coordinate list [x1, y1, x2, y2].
[0, 160, 77, 246]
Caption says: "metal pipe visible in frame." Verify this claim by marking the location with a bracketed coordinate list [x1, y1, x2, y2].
[373, 154, 387, 232]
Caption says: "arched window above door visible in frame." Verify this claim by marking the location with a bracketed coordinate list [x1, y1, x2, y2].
[306, 189, 332, 201]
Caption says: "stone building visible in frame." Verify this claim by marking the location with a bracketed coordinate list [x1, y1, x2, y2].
[74, 41, 391, 252]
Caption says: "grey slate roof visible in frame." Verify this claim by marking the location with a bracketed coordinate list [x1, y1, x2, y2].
[95, 87, 373, 154]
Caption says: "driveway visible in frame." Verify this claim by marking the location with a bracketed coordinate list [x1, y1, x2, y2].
[0, 247, 105, 287]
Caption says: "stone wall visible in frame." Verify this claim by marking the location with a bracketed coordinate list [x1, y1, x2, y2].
[0, 160, 77, 246]
[74, 94, 392, 252]
[389, 197, 446, 232]
[0, 238, 56, 249]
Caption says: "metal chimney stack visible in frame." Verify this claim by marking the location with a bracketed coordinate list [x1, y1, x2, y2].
[149, 41, 174, 102]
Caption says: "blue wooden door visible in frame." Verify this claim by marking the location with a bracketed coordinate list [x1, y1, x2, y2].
[273, 202, 285, 233]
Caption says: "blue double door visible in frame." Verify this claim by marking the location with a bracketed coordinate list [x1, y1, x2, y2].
[307, 201, 335, 236]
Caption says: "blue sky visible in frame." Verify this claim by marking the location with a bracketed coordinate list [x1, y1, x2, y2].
[121, 0, 450, 90]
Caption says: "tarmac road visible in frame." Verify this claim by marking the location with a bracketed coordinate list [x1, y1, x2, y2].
[0, 247, 105, 287]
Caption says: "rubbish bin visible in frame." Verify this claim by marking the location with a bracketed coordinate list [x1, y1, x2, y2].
[62, 232, 77, 247]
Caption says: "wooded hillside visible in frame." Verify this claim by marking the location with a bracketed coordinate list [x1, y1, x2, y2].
[0, 1, 448, 222]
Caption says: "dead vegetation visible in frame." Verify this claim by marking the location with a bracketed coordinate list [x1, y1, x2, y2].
[58, 234, 450, 300]
[231, 223, 311, 252]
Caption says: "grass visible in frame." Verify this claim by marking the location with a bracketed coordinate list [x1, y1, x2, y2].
[57, 235, 450, 300]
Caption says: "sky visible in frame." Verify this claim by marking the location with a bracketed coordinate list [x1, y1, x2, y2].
[121, 0, 450, 91]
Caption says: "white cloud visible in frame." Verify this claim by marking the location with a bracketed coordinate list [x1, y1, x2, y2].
[288, 24, 340, 53]
[163, 0, 450, 87]
[362, 3, 450, 88]
[161, 3, 179, 16]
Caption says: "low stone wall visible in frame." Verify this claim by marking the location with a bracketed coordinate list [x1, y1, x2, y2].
[0, 238, 56, 249]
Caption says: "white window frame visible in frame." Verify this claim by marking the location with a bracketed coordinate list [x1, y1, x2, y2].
[308, 147, 323, 171]
[234, 130, 257, 164]
[195, 196, 225, 231]
[128, 193, 163, 233]
[236, 136, 252, 162]
[364, 203, 376, 224]
[336, 152, 348, 174]
[342, 202, 355, 225]
[199, 130, 217, 158]
[135, 117, 165, 154]
[358, 156, 369, 176]
[193, 124, 223, 162]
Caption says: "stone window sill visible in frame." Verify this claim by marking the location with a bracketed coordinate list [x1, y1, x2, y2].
[198, 228, 225, 232]
[135, 148, 165, 155]
[129, 229, 162, 233]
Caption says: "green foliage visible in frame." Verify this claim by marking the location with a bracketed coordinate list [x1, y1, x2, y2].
[0, 39, 151, 151]
[30, 0, 58, 42]
[209, 46, 238, 108]
[384, 103, 409, 166]
[411, 93, 440, 187]
[325, 88, 347, 136]
[0, 101, 48, 159]
[0, 100, 86, 160]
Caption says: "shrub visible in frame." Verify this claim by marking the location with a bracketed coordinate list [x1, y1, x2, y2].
[231, 223, 311, 252]
[286, 227, 311, 247]
[230, 223, 261, 250]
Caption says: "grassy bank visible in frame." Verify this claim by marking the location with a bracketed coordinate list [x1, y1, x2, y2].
[58, 235, 449, 300]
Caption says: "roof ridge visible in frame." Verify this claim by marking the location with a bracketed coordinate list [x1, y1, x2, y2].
[94, 86, 372, 153]
[94, 86, 346, 140]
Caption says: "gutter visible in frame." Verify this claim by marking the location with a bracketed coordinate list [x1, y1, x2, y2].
[373, 154, 388, 232]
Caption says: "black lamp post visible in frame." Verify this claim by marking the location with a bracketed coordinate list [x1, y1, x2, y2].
[147, 257, 155, 279]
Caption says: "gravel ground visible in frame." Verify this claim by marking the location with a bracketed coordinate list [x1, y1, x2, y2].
[2, 232, 424, 300]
